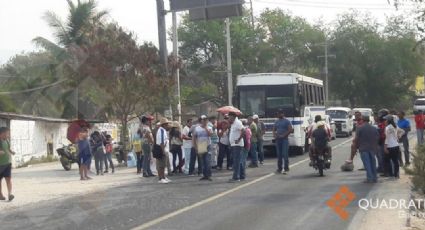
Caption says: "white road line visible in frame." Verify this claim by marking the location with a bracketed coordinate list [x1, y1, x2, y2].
[132, 138, 354, 230]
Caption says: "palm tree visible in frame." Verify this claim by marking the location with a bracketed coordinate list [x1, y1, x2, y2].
[31, 0, 108, 118]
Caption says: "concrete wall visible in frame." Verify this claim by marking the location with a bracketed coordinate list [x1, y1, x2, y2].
[10, 120, 69, 166]
[0, 118, 8, 127]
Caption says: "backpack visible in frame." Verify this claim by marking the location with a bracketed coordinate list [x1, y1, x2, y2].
[312, 128, 328, 150]
[152, 128, 165, 159]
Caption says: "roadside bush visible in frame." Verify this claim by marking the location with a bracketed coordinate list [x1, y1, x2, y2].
[406, 144, 425, 194]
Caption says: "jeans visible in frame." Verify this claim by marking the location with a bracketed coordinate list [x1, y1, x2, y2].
[218, 143, 232, 169]
[400, 134, 410, 164]
[183, 148, 192, 174]
[200, 153, 212, 178]
[136, 152, 143, 173]
[360, 151, 377, 182]
[250, 142, 258, 165]
[240, 148, 249, 180]
[417, 128, 424, 145]
[385, 146, 400, 177]
[258, 139, 264, 162]
[104, 153, 114, 171]
[189, 148, 202, 175]
[231, 146, 243, 180]
[142, 144, 153, 176]
[276, 139, 289, 172]
[171, 145, 183, 172]
[94, 151, 104, 174]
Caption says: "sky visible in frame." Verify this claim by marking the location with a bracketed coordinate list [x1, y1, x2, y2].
[0, 0, 416, 65]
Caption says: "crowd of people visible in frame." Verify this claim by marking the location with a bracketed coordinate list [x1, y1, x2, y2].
[348, 109, 413, 183]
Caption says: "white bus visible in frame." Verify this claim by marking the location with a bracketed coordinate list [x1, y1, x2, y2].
[235, 73, 325, 154]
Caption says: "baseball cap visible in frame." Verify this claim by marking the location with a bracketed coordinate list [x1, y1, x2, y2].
[200, 115, 208, 120]
[384, 115, 394, 121]
[253, 114, 259, 119]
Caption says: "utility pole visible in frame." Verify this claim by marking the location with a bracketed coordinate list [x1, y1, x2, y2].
[226, 18, 233, 106]
[156, 0, 173, 119]
[172, 11, 182, 124]
[156, 0, 168, 69]
[249, 0, 255, 28]
[317, 40, 335, 106]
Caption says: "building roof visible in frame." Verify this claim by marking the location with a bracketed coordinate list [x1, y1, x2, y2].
[0, 112, 70, 123]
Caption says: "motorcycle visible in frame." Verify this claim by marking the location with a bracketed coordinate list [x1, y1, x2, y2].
[56, 144, 80, 171]
[311, 147, 331, 176]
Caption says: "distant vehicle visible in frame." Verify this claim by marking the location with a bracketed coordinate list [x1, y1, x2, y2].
[235, 73, 324, 155]
[326, 107, 353, 137]
[352, 108, 375, 130]
[302, 106, 335, 152]
[56, 144, 79, 171]
[414, 98, 425, 112]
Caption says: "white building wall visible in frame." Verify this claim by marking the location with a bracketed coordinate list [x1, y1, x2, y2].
[10, 120, 69, 165]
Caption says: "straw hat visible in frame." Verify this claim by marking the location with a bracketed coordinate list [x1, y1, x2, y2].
[160, 117, 171, 125]
[171, 121, 180, 128]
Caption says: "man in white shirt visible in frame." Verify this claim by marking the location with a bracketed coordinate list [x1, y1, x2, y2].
[156, 118, 171, 184]
[228, 112, 245, 182]
[182, 119, 193, 174]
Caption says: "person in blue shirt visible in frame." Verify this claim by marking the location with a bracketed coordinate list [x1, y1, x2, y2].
[397, 111, 411, 165]
[78, 128, 92, 180]
[273, 110, 293, 174]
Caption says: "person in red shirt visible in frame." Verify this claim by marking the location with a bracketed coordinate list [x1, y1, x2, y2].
[415, 110, 425, 145]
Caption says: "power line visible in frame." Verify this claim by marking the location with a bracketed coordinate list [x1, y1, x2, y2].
[0, 79, 67, 95]
[254, 0, 412, 10]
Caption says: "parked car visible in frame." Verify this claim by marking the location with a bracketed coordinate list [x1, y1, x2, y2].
[414, 98, 425, 112]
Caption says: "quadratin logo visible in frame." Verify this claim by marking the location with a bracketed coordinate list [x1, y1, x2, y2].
[326, 186, 357, 220]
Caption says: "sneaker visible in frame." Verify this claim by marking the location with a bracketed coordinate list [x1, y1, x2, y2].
[260, 161, 264, 165]
[104, 170, 109, 173]
[158, 179, 169, 184]
[275, 170, 282, 174]
[8, 194, 14, 202]
[200, 177, 208, 181]
[165, 177, 172, 182]
[228, 179, 240, 183]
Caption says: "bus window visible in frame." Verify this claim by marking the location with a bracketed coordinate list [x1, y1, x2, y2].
[309, 85, 313, 105]
[313, 85, 318, 105]
[303, 84, 309, 105]
[320, 87, 324, 104]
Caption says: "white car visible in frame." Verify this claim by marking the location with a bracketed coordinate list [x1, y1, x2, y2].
[414, 98, 425, 112]
[326, 107, 354, 137]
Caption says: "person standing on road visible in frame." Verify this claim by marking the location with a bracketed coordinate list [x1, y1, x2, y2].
[182, 119, 193, 174]
[90, 131, 105, 176]
[273, 110, 293, 174]
[384, 115, 401, 179]
[0, 127, 15, 201]
[141, 116, 155, 177]
[355, 116, 379, 183]
[253, 115, 266, 165]
[228, 112, 245, 182]
[248, 116, 259, 168]
[208, 116, 219, 169]
[193, 115, 213, 181]
[104, 134, 114, 174]
[170, 121, 183, 174]
[241, 119, 252, 180]
[155, 118, 172, 184]
[397, 111, 411, 166]
[414, 110, 425, 145]
[134, 129, 144, 174]
[218, 120, 232, 170]
[78, 128, 92, 181]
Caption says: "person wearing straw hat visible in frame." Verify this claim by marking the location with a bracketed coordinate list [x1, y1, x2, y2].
[155, 118, 172, 184]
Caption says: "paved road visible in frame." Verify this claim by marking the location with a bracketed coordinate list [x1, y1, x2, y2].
[0, 136, 390, 230]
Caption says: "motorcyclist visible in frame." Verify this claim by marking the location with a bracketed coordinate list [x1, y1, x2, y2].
[311, 121, 330, 160]
[308, 115, 332, 166]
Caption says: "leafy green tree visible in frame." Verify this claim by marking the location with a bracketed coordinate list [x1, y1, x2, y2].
[329, 11, 425, 108]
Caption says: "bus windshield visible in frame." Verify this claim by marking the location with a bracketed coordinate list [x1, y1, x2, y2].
[238, 85, 298, 117]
